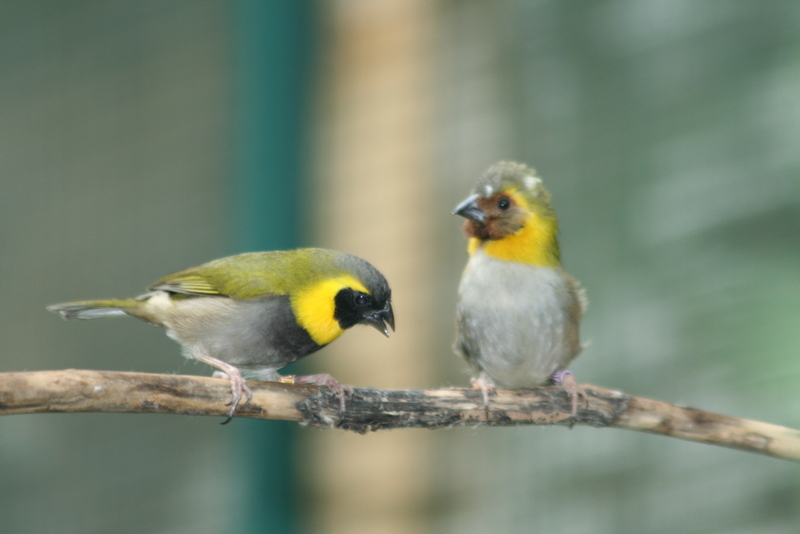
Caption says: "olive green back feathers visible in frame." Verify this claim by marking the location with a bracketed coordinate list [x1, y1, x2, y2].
[150, 248, 390, 303]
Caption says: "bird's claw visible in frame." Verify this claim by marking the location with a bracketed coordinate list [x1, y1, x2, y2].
[550, 370, 587, 420]
[292, 373, 352, 413]
[212, 370, 253, 424]
[470, 376, 496, 419]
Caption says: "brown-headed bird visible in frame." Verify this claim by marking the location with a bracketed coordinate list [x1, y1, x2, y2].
[453, 161, 587, 415]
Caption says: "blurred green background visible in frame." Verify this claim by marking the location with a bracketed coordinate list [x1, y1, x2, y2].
[1, 1, 799, 533]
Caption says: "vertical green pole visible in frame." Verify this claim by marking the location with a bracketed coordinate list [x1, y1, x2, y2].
[234, 1, 314, 532]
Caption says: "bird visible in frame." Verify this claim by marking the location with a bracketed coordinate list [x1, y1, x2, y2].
[47, 248, 395, 422]
[452, 161, 587, 416]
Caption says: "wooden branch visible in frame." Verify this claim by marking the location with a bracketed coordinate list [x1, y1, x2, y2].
[1, 369, 798, 462]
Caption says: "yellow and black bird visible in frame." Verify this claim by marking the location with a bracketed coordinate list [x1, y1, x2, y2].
[453, 161, 587, 414]
[48, 248, 395, 422]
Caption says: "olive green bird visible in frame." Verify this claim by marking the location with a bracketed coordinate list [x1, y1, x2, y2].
[453, 161, 587, 415]
[48, 248, 394, 422]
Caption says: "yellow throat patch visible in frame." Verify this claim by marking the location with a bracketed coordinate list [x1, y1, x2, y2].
[468, 191, 560, 267]
[291, 275, 370, 346]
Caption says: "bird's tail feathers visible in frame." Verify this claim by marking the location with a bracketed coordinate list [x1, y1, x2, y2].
[47, 299, 140, 320]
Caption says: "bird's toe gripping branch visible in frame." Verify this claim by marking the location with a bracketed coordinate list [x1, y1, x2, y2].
[282, 373, 352, 413]
[196, 354, 253, 424]
[551, 369, 587, 418]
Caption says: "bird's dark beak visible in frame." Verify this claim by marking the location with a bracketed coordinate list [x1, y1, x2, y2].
[453, 193, 485, 223]
[363, 302, 395, 337]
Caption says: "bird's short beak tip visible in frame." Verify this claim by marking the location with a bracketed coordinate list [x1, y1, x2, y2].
[453, 193, 485, 223]
[365, 306, 395, 338]
[384, 304, 395, 333]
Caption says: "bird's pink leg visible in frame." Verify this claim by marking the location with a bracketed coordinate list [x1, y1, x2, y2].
[551, 369, 586, 417]
[195, 354, 252, 424]
[470, 374, 496, 413]
[282, 374, 352, 412]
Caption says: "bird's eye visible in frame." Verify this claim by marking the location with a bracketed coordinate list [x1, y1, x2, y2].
[498, 197, 511, 210]
[355, 293, 368, 306]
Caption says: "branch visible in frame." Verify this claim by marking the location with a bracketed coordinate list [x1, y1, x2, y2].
[1, 369, 798, 462]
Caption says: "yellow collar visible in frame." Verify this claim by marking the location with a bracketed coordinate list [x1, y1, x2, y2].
[468, 210, 560, 267]
[291, 275, 369, 346]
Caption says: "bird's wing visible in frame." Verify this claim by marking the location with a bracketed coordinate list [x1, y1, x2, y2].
[149, 273, 227, 296]
[566, 273, 588, 318]
[148, 252, 296, 300]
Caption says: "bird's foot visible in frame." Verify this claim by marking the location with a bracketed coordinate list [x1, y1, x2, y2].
[211, 369, 253, 424]
[193, 353, 252, 424]
[285, 373, 352, 413]
[470, 375, 496, 418]
[550, 369, 586, 419]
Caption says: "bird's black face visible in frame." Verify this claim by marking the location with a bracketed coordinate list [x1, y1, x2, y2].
[334, 288, 395, 336]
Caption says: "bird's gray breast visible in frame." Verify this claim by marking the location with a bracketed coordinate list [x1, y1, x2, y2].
[162, 294, 321, 378]
[455, 250, 581, 386]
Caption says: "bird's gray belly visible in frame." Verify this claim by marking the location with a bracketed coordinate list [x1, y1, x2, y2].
[165, 295, 322, 377]
[455, 256, 580, 387]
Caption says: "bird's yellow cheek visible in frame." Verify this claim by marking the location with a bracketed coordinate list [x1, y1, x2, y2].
[474, 211, 560, 267]
[291, 275, 369, 346]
